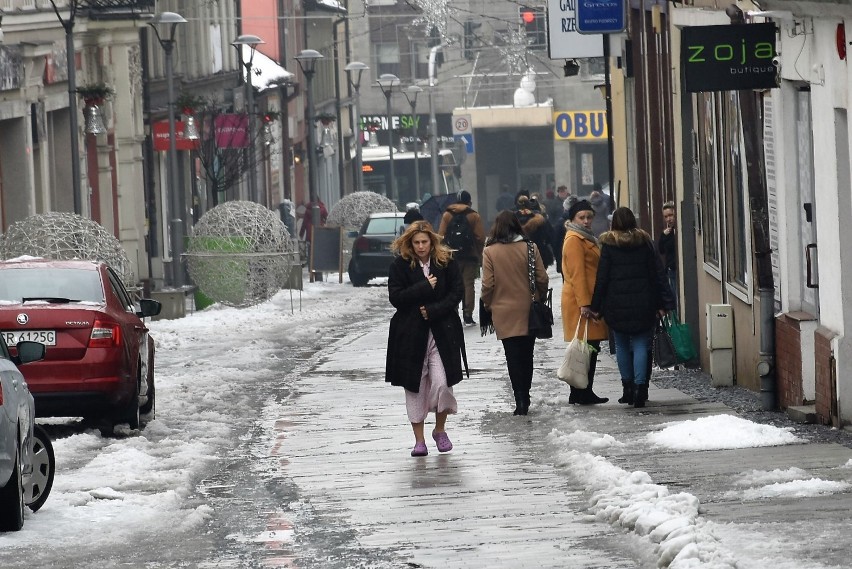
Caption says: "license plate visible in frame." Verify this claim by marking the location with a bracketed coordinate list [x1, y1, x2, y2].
[2, 330, 56, 346]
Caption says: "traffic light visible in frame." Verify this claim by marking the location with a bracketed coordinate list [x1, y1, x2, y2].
[519, 6, 546, 51]
[463, 20, 482, 61]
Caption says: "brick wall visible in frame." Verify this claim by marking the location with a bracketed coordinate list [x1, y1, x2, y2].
[814, 326, 837, 426]
[775, 314, 804, 409]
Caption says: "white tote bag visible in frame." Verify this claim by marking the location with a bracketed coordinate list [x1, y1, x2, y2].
[557, 317, 591, 389]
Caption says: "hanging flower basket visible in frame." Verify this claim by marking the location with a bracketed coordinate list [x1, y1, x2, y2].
[77, 83, 114, 107]
[316, 112, 336, 126]
[176, 92, 207, 116]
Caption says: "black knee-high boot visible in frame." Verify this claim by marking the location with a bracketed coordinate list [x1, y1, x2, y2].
[618, 381, 634, 404]
[634, 384, 648, 408]
[578, 376, 609, 405]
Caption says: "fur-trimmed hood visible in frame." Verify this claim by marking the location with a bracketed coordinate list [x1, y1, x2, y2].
[598, 228, 652, 248]
[516, 209, 547, 234]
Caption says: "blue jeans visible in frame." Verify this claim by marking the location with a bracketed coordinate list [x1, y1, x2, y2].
[613, 330, 652, 385]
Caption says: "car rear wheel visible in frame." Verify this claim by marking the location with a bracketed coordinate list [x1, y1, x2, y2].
[348, 259, 370, 287]
[0, 436, 24, 531]
[140, 352, 155, 419]
[24, 425, 54, 512]
[117, 371, 141, 431]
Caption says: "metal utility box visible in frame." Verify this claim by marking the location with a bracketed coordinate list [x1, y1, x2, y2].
[706, 304, 734, 349]
[706, 303, 734, 386]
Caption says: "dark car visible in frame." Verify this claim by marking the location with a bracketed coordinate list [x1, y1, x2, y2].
[347, 212, 405, 287]
[0, 259, 161, 432]
[0, 337, 54, 531]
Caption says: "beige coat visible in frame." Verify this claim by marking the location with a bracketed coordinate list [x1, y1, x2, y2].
[561, 230, 609, 341]
[481, 239, 549, 340]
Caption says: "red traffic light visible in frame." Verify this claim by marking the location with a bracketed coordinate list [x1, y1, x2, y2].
[521, 9, 535, 24]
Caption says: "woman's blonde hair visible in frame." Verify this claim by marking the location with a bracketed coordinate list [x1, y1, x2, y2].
[392, 220, 453, 268]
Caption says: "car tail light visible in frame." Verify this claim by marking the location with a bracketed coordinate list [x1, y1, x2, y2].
[354, 236, 369, 252]
[0, 384, 4, 406]
[89, 320, 121, 348]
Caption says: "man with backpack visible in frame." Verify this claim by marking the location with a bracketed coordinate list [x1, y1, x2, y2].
[438, 190, 485, 326]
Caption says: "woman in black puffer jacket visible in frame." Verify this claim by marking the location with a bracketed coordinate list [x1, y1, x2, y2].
[590, 207, 669, 408]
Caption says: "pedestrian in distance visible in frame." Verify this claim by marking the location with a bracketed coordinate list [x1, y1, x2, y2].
[438, 190, 486, 327]
[481, 211, 549, 416]
[588, 187, 612, 237]
[495, 184, 515, 213]
[385, 221, 469, 457]
[400, 202, 424, 235]
[657, 201, 678, 314]
[554, 192, 580, 277]
[590, 207, 672, 408]
[515, 195, 556, 268]
[298, 199, 328, 243]
[561, 199, 610, 405]
[544, 186, 567, 226]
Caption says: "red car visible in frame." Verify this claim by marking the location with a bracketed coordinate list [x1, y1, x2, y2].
[0, 259, 161, 431]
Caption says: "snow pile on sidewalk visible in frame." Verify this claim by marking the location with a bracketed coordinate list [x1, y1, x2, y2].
[547, 413, 812, 568]
[549, 428, 738, 568]
[647, 415, 803, 451]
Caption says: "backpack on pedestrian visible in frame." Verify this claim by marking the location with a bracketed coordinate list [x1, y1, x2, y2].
[444, 209, 474, 254]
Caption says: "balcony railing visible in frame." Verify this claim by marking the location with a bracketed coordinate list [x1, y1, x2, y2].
[85, 0, 154, 19]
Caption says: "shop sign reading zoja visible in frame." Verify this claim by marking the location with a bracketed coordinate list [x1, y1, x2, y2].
[681, 23, 777, 93]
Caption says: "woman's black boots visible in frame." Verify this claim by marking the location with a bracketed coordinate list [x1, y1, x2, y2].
[578, 378, 609, 405]
[634, 384, 648, 408]
[513, 392, 529, 415]
[618, 382, 635, 404]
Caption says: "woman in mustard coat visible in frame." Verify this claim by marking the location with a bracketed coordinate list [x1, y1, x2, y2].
[561, 200, 609, 404]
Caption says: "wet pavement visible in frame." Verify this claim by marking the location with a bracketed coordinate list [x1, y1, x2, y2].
[268, 280, 852, 568]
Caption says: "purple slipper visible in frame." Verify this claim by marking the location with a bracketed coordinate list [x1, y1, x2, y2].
[432, 431, 453, 453]
[411, 441, 428, 457]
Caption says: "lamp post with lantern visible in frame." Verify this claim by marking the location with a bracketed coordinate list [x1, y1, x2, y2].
[232, 34, 265, 204]
[344, 61, 369, 192]
[402, 85, 423, 199]
[149, 11, 187, 287]
[376, 73, 400, 203]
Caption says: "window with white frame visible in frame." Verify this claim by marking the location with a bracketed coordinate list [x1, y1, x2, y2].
[374, 43, 400, 76]
[724, 92, 749, 289]
[411, 42, 429, 80]
[697, 93, 720, 270]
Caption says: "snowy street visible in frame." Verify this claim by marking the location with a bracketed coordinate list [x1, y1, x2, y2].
[0, 271, 851, 568]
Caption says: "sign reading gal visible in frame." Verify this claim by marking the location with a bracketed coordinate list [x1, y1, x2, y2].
[681, 23, 777, 93]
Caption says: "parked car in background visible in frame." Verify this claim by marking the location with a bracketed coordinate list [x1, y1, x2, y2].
[0, 259, 161, 432]
[347, 212, 405, 287]
[0, 337, 53, 531]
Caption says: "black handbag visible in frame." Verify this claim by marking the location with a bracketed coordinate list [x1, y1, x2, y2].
[653, 320, 678, 369]
[526, 241, 553, 339]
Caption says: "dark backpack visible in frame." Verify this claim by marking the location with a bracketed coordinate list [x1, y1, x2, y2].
[444, 209, 474, 253]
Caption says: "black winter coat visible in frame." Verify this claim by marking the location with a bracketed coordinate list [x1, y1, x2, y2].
[385, 256, 468, 393]
[590, 229, 664, 334]
[516, 209, 556, 268]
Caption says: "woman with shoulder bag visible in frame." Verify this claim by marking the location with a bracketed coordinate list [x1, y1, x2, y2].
[590, 207, 670, 408]
[386, 221, 469, 457]
[481, 211, 549, 415]
[561, 200, 609, 405]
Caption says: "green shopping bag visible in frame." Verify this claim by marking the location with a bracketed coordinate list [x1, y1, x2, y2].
[665, 312, 697, 363]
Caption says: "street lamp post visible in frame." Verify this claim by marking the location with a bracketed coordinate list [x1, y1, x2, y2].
[403, 85, 423, 198]
[149, 11, 187, 288]
[376, 73, 400, 203]
[295, 49, 324, 231]
[344, 61, 369, 192]
[232, 34, 265, 204]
